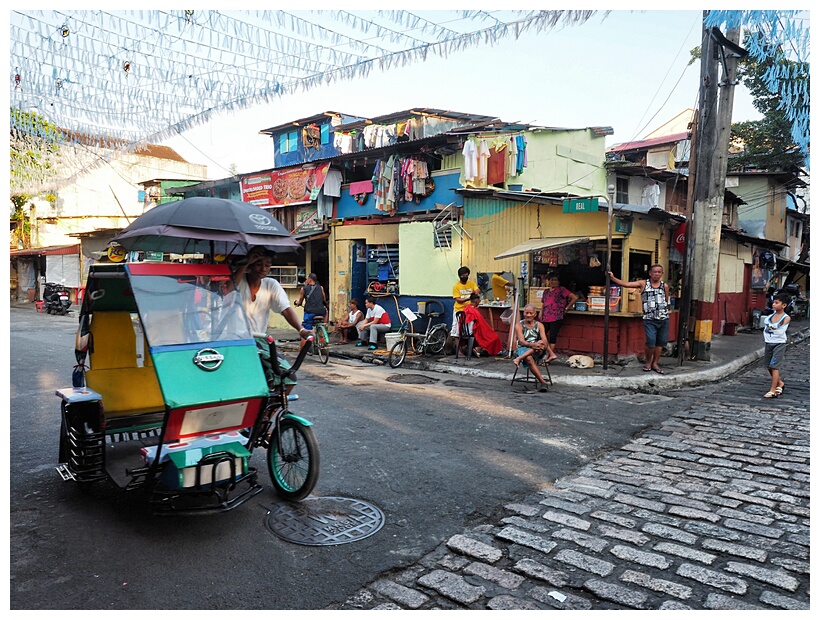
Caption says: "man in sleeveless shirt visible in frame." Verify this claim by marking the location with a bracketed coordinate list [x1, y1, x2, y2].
[608, 265, 670, 374]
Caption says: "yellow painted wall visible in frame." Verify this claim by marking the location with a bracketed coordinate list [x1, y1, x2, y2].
[398, 222, 462, 296]
[718, 237, 746, 294]
[462, 197, 667, 278]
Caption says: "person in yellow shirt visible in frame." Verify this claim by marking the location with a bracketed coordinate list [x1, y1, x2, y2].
[491, 272, 512, 301]
[451, 266, 479, 339]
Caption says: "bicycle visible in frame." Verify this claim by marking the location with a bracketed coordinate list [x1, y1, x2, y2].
[311, 316, 330, 364]
[388, 299, 448, 368]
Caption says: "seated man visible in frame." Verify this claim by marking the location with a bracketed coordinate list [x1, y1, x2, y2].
[462, 293, 503, 357]
[356, 295, 392, 350]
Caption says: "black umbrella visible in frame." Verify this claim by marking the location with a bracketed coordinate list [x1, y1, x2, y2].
[111, 197, 301, 255]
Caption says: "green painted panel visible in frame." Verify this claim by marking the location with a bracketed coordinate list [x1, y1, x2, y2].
[151, 344, 268, 408]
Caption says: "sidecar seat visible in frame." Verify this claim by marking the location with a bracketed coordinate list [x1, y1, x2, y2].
[85, 311, 165, 417]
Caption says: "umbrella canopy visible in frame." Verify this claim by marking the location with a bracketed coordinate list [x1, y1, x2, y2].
[111, 197, 301, 255]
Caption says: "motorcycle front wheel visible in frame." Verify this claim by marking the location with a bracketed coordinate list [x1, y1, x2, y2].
[268, 419, 319, 501]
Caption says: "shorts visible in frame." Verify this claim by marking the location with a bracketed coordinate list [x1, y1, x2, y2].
[764, 342, 787, 370]
[302, 311, 325, 330]
[643, 318, 669, 348]
[516, 346, 546, 361]
[542, 320, 563, 344]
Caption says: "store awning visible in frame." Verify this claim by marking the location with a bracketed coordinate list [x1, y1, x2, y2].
[9, 244, 80, 257]
[494, 236, 614, 260]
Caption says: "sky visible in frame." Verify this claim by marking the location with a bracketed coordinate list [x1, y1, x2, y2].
[161, 9, 763, 181]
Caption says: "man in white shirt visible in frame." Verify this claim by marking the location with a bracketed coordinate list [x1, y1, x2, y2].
[233, 247, 312, 389]
[356, 295, 392, 350]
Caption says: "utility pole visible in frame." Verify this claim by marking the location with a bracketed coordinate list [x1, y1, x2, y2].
[689, 15, 745, 360]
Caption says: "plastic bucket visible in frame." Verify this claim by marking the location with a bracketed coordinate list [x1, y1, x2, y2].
[507, 184, 523, 191]
[384, 333, 402, 350]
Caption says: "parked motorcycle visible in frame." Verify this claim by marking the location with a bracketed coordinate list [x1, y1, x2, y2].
[43, 281, 72, 315]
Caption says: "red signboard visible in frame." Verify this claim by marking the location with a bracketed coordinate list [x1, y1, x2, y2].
[674, 222, 686, 253]
[240, 163, 330, 207]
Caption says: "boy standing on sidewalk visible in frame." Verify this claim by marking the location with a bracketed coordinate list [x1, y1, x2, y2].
[762, 292, 791, 398]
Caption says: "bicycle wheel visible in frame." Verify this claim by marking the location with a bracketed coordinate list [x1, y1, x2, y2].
[426, 325, 448, 354]
[268, 418, 320, 501]
[388, 339, 407, 368]
[316, 326, 330, 364]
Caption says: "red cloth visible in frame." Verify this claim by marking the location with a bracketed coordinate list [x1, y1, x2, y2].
[463, 305, 503, 356]
[487, 148, 506, 185]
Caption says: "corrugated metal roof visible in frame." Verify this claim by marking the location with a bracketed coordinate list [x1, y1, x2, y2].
[609, 132, 690, 153]
[9, 244, 80, 256]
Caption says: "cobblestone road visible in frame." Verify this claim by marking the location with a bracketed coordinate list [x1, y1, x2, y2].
[329, 339, 810, 610]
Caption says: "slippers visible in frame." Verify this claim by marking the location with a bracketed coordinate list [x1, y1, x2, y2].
[763, 391, 778, 398]
[652, 368, 665, 375]
[538, 385, 548, 392]
[775, 385, 784, 395]
[642, 366, 652, 372]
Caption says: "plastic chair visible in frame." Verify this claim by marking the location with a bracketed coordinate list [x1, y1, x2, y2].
[455, 311, 475, 360]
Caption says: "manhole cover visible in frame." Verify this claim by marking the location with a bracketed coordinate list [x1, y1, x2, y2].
[265, 496, 385, 546]
[610, 393, 674, 405]
[386, 374, 439, 384]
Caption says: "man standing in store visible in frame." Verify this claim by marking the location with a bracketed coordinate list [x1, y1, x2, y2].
[449, 266, 480, 351]
[607, 265, 670, 374]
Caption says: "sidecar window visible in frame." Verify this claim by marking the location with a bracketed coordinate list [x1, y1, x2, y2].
[129, 274, 252, 346]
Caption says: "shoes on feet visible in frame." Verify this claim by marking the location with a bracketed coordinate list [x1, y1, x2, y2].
[368, 344, 377, 350]
[356, 341, 365, 347]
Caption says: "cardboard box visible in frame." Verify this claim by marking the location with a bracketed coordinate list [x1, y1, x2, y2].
[528, 288, 546, 308]
[588, 296, 621, 312]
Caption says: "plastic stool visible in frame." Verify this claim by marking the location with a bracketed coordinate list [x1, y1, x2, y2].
[35, 301, 45, 313]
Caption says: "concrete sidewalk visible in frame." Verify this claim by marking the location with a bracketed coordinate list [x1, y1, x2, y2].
[277, 317, 810, 391]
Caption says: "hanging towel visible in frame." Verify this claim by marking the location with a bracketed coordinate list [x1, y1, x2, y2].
[348, 180, 374, 195]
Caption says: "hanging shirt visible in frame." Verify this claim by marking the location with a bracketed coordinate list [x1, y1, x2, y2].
[508, 135, 518, 178]
[462, 140, 478, 183]
[487, 143, 507, 185]
[477, 139, 491, 187]
[323, 168, 343, 197]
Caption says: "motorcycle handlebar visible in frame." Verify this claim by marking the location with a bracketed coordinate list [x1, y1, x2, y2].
[266, 335, 314, 379]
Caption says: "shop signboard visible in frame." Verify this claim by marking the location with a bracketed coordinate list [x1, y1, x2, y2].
[562, 197, 598, 213]
[143, 251, 164, 262]
[240, 162, 330, 208]
[293, 206, 323, 235]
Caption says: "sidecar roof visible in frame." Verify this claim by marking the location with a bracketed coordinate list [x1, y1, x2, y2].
[81, 262, 233, 315]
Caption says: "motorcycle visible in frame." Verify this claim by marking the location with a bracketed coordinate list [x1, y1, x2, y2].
[55, 261, 319, 514]
[44, 281, 72, 315]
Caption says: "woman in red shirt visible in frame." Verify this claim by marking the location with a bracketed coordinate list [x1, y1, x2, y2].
[540, 273, 578, 363]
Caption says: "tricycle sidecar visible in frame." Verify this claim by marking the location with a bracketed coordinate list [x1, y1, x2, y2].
[56, 261, 318, 514]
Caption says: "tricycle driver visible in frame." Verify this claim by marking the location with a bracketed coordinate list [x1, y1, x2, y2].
[232, 246, 312, 391]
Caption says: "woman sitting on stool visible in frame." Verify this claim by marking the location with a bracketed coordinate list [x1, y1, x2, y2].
[512, 304, 550, 392]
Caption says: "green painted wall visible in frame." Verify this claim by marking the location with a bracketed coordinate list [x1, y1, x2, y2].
[398, 221, 462, 296]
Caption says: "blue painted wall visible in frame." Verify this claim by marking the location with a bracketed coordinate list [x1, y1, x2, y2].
[360, 294, 454, 332]
[335, 171, 463, 219]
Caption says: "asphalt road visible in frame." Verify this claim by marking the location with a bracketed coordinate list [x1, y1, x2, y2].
[8, 306, 798, 610]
